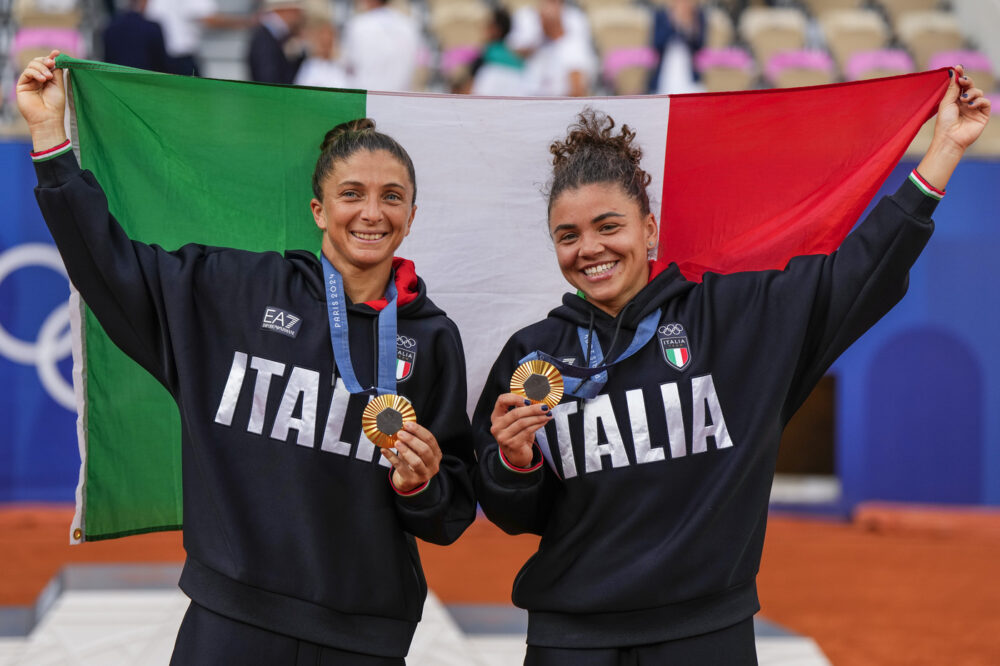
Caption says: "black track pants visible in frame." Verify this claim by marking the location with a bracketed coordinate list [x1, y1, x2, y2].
[524, 617, 758, 666]
[169, 602, 406, 666]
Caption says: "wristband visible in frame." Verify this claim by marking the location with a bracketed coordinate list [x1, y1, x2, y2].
[31, 139, 72, 162]
[908, 169, 945, 200]
[389, 471, 429, 497]
[499, 445, 543, 474]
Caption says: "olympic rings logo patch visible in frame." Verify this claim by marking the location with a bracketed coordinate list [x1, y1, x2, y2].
[0, 244, 75, 410]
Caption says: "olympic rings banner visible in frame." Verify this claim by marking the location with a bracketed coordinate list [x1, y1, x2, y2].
[0, 141, 79, 501]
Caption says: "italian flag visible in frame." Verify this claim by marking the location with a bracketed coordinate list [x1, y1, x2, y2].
[55, 55, 948, 542]
[665, 347, 689, 369]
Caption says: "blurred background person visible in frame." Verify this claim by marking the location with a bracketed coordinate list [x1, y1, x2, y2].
[145, 0, 253, 76]
[341, 0, 421, 92]
[247, 0, 306, 84]
[649, 0, 707, 95]
[521, 0, 596, 97]
[471, 7, 524, 96]
[102, 0, 170, 73]
[506, 0, 590, 60]
[294, 13, 348, 88]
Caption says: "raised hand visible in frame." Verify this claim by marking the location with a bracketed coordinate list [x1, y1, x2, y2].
[15, 50, 68, 152]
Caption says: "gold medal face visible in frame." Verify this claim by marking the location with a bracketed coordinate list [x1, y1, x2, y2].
[362, 394, 416, 448]
[510, 360, 564, 409]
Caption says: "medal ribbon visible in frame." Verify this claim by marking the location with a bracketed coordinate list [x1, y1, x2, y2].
[518, 309, 661, 399]
[322, 255, 398, 395]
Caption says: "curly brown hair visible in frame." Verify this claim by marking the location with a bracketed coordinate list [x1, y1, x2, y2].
[311, 118, 417, 203]
[547, 108, 652, 217]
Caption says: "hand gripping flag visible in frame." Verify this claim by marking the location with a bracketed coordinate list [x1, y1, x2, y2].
[54, 56, 948, 542]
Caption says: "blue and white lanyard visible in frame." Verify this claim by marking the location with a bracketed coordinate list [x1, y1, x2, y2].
[518, 309, 661, 399]
[322, 255, 398, 396]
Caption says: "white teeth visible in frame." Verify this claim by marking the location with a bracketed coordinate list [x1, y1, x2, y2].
[352, 232, 386, 241]
[584, 262, 616, 276]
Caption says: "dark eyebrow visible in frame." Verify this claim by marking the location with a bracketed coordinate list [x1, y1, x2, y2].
[592, 211, 625, 223]
[337, 180, 409, 190]
[551, 211, 625, 236]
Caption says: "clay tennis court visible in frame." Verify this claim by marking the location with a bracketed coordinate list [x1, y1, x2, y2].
[3, 504, 998, 664]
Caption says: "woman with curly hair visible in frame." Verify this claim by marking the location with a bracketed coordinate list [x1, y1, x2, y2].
[473, 69, 989, 664]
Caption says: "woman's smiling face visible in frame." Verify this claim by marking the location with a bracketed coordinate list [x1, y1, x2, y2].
[310, 148, 416, 275]
[549, 182, 658, 317]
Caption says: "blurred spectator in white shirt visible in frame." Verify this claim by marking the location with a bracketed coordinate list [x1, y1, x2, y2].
[146, 0, 252, 76]
[340, 0, 421, 92]
[295, 17, 349, 88]
[506, 0, 590, 58]
[521, 0, 596, 97]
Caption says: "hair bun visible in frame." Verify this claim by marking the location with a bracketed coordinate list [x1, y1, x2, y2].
[320, 118, 377, 152]
[549, 108, 643, 172]
[547, 107, 652, 216]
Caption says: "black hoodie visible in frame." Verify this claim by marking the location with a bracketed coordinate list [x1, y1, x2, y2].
[474, 178, 938, 648]
[34, 151, 476, 658]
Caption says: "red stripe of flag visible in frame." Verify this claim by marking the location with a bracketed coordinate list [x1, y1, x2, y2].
[658, 70, 949, 281]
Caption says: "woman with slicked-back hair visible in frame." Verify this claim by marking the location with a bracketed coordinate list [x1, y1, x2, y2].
[18, 50, 475, 664]
[473, 69, 989, 665]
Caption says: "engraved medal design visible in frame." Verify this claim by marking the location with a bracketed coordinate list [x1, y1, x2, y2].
[510, 360, 564, 409]
[362, 394, 416, 448]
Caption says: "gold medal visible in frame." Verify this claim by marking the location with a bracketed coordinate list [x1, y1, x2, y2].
[362, 394, 416, 448]
[510, 360, 564, 409]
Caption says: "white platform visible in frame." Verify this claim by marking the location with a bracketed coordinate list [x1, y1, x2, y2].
[0, 589, 830, 665]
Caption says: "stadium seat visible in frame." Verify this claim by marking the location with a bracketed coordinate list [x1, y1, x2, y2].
[440, 45, 480, 78]
[844, 49, 914, 81]
[928, 50, 995, 94]
[11, 26, 84, 70]
[429, 1, 491, 51]
[874, 0, 941, 26]
[895, 11, 965, 70]
[818, 9, 890, 74]
[12, 0, 80, 28]
[589, 5, 652, 57]
[765, 50, 835, 89]
[577, 0, 632, 12]
[694, 46, 754, 92]
[602, 46, 657, 96]
[739, 7, 808, 68]
[705, 5, 735, 49]
[799, 0, 864, 16]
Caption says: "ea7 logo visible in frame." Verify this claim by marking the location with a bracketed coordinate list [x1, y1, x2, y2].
[261, 306, 302, 338]
[658, 322, 690, 370]
[396, 334, 417, 381]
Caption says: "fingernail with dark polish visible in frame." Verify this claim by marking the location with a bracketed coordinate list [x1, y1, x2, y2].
[546, 412, 553, 417]
[963, 93, 968, 98]
[524, 399, 531, 406]
[540, 404, 549, 411]
[949, 69, 954, 78]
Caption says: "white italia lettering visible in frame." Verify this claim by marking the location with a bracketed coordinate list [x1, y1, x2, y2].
[214, 351, 248, 426]
[320, 377, 352, 455]
[691, 374, 732, 453]
[626, 389, 663, 464]
[548, 402, 579, 479]
[270, 367, 319, 447]
[660, 382, 687, 458]
[583, 394, 629, 473]
[247, 357, 286, 435]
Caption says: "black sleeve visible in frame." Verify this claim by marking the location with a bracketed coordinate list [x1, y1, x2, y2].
[471, 337, 559, 536]
[248, 28, 287, 84]
[33, 151, 207, 394]
[710, 177, 937, 420]
[391, 319, 477, 546]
